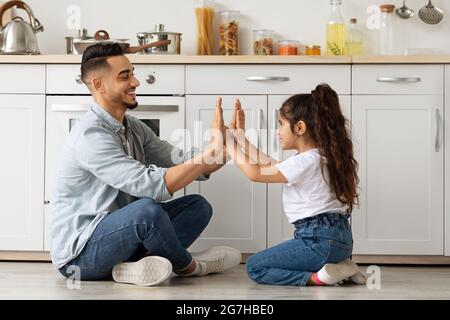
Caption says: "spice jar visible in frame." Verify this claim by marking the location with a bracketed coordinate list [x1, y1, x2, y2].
[219, 10, 240, 55]
[253, 30, 274, 55]
[305, 45, 321, 55]
[278, 40, 299, 55]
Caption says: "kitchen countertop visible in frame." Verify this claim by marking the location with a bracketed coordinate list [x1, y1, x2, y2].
[0, 54, 449, 64]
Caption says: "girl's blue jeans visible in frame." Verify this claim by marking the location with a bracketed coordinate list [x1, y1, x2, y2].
[246, 211, 353, 286]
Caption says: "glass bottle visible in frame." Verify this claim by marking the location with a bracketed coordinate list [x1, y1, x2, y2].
[326, 0, 345, 56]
[219, 10, 240, 55]
[345, 18, 364, 55]
[195, 0, 215, 55]
[378, 4, 395, 55]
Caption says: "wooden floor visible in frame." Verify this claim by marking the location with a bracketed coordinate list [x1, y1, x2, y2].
[1, 262, 450, 300]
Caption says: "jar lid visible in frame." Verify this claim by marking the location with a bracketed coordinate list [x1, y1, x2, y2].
[380, 4, 395, 13]
[349, 18, 358, 23]
[253, 29, 275, 33]
[305, 45, 321, 48]
[219, 10, 240, 14]
[278, 40, 300, 44]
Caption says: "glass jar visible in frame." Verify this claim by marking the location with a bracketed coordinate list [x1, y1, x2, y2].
[305, 45, 321, 55]
[195, 0, 215, 55]
[219, 10, 240, 55]
[326, 0, 345, 56]
[345, 18, 364, 55]
[253, 30, 274, 55]
[378, 4, 395, 55]
[278, 40, 299, 55]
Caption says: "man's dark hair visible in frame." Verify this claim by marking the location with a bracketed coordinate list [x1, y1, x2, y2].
[80, 43, 124, 85]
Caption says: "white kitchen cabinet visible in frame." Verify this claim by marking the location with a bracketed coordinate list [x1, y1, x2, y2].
[352, 95, 444, 255]
[0, 95, 45, 251]
[267, 95, 352, 246]
[186, 95, 268, 253]
[445, 65, 450, 256]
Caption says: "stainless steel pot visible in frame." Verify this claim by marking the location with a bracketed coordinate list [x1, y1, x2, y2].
[137, 24, 181, 54]
[67, 29, 171, 55]
[0, 0, 43, 55]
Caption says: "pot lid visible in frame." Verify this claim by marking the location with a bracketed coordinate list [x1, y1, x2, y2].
[137, 24, 182, 36]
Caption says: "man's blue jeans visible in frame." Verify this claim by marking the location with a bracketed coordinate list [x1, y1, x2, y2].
[59, 194, 213, 280]
[246, 212, 353, 286]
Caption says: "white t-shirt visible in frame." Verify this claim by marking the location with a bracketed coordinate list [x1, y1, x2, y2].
[276, 148, 347, 223]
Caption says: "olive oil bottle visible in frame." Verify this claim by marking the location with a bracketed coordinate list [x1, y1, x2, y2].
[326, 0, 345, 56]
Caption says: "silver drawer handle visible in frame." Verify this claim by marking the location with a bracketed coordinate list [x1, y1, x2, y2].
[272, 109, 278, 152]
[75, 74, 83, 84]
[376, 77, 422, 83]
[246, 76, 290, 82]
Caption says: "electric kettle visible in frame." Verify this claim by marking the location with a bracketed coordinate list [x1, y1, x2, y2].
[0, 0, 43, 55]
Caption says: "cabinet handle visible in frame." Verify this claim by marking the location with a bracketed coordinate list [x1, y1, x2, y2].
[44, 201, 50, 205]
[272, 109, 279, 153]
[435, 109, 442, 152]
[75, 74, 83, 84]
[256, 109, 262, 149]
[246, 76, 290, 82]
[376, 77, 422, 83]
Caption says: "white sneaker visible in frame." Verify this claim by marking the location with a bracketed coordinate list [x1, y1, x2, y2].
[317, 259, 359, 285]
[112, 256, 172, 286]
[191, 246, 242, 276]
[346, 270, 367, 285]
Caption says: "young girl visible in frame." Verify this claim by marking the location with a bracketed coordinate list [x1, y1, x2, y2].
[225, 83, 365, 286]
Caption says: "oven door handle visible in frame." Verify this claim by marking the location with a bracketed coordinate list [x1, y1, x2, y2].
[135, 105, 179, 112]
[51, 104, 179, 112]
[51, 104, 90, 112]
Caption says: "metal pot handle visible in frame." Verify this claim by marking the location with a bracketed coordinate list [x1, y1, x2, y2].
[94, 30, 110, 40]
[0, 0, 30, 28]
[0, 0, 43, 32]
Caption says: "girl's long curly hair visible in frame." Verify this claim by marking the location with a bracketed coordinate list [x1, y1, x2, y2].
[280, 83, 359, 213]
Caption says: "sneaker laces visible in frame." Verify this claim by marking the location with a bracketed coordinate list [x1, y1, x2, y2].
[199, 253, 225, 274]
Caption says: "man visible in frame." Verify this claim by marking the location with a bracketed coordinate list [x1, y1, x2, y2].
[49, 43, 241, 286]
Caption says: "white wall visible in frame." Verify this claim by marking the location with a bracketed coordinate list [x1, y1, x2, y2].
[17, 0, 450, 55]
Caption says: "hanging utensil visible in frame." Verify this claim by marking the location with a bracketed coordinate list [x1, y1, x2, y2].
[419, 0, 444, 25]
[396, 0, 414, 19]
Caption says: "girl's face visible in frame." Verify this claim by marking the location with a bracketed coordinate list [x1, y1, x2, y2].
[277, 114, 298, 150]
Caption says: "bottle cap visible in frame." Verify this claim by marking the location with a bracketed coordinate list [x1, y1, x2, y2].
[350, 18, 357, 24]
[380, 4, 395, 13]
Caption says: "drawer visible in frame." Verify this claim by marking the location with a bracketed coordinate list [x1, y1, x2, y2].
[352, 65, 444, 95]
[0, 64, 45, 94]
[47, 64, 185, 95]
[186, 65, 351, 95]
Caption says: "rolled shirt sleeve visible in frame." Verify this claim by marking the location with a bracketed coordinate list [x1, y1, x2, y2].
[74, 125, 173, 202]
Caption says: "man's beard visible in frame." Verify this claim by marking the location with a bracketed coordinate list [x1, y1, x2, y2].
[125, 101, 138, 110]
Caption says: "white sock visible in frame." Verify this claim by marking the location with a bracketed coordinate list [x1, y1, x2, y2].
[177, 259, 203, 277]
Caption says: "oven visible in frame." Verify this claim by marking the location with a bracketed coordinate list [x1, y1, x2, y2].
[44, 95, 186, 206]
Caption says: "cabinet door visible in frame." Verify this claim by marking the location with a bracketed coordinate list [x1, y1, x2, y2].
[186, 95, 267, 253]
[267, 95, 351, 246]
[446, 66, 450, 256]
[0, 95, 45, 251]
[352, 95, 444, 255]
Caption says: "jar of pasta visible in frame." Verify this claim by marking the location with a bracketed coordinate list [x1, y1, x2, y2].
[219, 10, 240, 55]
[253, 30, 274, 55]
[195, 0, 215, 55]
